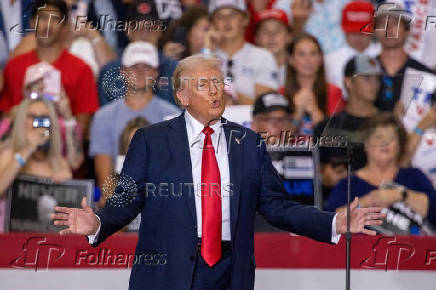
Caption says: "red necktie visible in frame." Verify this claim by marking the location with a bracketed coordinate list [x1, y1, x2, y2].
[201, 126, 222, 267]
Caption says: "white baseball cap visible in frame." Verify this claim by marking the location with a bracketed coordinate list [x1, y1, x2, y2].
[209, 0, 247, 14]
[122, 41, 159, 68]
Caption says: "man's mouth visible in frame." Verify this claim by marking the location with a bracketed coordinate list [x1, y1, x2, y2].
[211, 100, 221, 108]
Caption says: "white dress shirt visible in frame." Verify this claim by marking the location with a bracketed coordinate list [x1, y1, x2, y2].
[89, 111, 341, 244]
[184, 110, 232, 241]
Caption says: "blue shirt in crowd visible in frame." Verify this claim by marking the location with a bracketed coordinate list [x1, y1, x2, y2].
[325, 167, 436, 230]
[89, 96, 180, 162]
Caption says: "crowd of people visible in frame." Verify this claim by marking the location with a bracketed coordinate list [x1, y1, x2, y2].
[0, 0, 435, 235]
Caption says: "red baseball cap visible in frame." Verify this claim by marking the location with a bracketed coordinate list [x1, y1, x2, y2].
[254, 9, 289, 27]
[342, 1, 374, 33]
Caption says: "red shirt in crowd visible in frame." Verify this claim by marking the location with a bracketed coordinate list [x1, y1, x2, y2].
[0, 49, 99, 115]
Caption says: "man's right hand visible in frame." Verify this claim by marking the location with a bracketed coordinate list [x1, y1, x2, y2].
[52, 197, 100, 235]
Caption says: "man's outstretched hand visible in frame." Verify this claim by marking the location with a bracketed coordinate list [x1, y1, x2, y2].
[335, 197, 386, 235]
[51, 197, 100, 236]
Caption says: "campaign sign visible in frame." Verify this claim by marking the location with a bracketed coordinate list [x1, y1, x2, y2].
[401, 68, 436, 186]
[5, 175, 94, 232]
[267, 146, 322, 209]
[255, 146, 321, 232]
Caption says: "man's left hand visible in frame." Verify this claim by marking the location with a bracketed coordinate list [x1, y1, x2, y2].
[335, 197, 386, 235]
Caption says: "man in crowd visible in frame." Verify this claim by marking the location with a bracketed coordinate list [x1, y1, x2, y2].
[254, 9, 292, 92]
[251, 91, 293, 144]
[97, 0, 178, 106]
[207, 0, 279, 104]
[0, 0, 99, 139]
[374, 2, 434, 111]
[325, 1, 380, 98]
[315, 54, 381, 201]
[90, 42, 180, 206]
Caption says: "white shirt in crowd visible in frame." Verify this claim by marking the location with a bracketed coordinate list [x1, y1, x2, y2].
[396, 0, 436, 69]
[89, 111, 341, 244]
[215, 43, 279, 99]
[324, 42, 381, 99]
[1, 0, 22, 51]
[278, 64, 287, 91]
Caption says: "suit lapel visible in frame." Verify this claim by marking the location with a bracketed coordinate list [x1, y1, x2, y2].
[167, 112, 196, 224]
[222, 118, 244, 239]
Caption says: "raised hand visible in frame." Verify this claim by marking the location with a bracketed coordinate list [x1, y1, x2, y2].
[52, 197, 100, 235]
[203, 28, 222, 52]
[54, 88, 73, 120]
[27, 127, 50, 152]
[335, 197, 386, 236]
[291, 0, 313, 33]
[291, 0, 313, 20]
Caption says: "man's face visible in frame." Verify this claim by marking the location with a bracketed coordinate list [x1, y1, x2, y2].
[321, 163, 347, 187]
[347, 75, 380, 103]
[375, 15, 408, 49]
[255, 19, 291, 56]
[33, 5, 66, 46]
[128, 28, 162, 46]
[123, 63, 158, 92]
[178, 67, 225, 125]
[345, 32, 371, 52]
[252, 110, 292, 142]
[213, 8, 247, 41]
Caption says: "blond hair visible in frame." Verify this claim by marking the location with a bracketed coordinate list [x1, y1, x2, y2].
[172, 54, 222, 105]
[12, 98, 64, 172]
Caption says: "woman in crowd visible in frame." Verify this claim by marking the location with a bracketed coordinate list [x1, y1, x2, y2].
[0, 97, 72, 194]
[326, 113, 436, 235]
[0, 63, 84, 170]
[160, 5, 210, 60]
[284, 33, 343, 136]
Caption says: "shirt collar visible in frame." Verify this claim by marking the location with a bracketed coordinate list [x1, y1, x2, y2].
[184, 110, 222, 146]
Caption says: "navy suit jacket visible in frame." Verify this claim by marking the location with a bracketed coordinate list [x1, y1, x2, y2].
[92, 112, 335, 290]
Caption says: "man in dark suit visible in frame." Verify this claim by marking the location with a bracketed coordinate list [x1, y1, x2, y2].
[52, 54, 385, 290]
